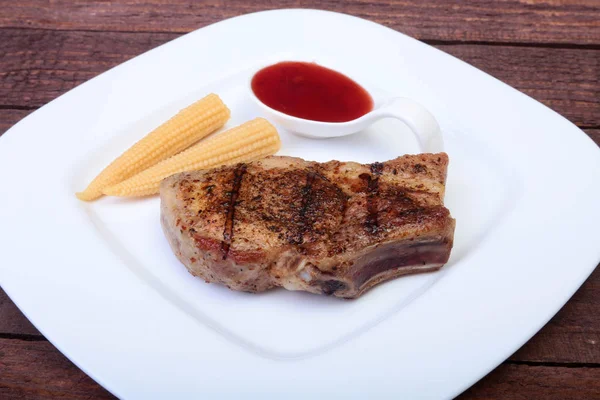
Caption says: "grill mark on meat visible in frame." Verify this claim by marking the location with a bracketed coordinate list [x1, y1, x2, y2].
[289, 171, 317, 245]
[220, 163, 247, 260]
[363, 162, 384, 234]
[159, 154, 455, 299]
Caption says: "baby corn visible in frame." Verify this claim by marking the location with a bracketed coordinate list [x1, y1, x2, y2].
[103, 118, 281, 197]
[76, 93, 230, 201]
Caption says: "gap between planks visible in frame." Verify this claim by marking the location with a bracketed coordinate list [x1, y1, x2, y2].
[1, 25, 599, 50]
[0, 0, 599, 45]
[1, 337, 599, 400]
[1, 29, 599, 126]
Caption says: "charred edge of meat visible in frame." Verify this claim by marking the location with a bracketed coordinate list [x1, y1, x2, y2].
[220, 163, 247, 260]
[370, 162, 384, 176]
[319, 279, 348, 296]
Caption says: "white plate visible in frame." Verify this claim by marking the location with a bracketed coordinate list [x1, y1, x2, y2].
[1, 9, 599, 399]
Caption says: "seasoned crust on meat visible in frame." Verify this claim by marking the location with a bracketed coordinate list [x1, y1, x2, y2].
[160, 154, 455, 299]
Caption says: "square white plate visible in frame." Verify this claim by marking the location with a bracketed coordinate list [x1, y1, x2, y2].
[1, 9, 599, 399]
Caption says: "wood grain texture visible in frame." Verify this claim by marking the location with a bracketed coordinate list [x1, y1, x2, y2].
[460, 364, 600, 399]
[509, 265, 600, 364]
[0, 289, 40, 337]
[2, 111, 598, 149]
[0, 29, 177, 109]
[1, 338, 598, 400]
[0, 0, 599, 45]
[586, 128, 600, 146]
[1, 29, 599, 126]
[1, 266, 598, 363]
[438, 44, 600, 127]
[0, 109, 32, 137]
[0, 339, 114, 399]
[1, 1, 599, 398]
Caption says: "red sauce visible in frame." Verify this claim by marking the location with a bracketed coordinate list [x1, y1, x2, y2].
[251, 61, 373, 123]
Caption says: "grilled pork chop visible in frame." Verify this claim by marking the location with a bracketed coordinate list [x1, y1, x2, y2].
[160, 154, 455, 299]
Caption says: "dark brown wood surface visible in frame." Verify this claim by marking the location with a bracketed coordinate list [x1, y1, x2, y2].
[0, 1, 599, 399]
[1, 0, 599, 45]
[1, 28, 598, 126]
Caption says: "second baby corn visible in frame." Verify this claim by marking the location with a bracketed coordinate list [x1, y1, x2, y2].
[103, 118, 281, 197]
[76, 93, 230, 201]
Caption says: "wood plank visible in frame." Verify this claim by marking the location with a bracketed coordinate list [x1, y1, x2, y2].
[509, 265, 600, 364]
[2, 266, 598, 363]
[0, 289, 40, 337]
[2, 109, 598, 148]
[0, 109, 32, 137]
[459, 363, 600, 399]
[1, 337, 598, 399]
[0, 29, 177, 109]
[0, 1, 598, 399]
[0, 0, 599, 45]
[437, 44, 600, 128]
[1, 29, 599, 126]
[0, 338, 114, 399]
[586, 128, 600, 146]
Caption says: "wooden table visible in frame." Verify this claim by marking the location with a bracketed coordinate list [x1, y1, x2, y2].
[1, 1, 599, 398]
